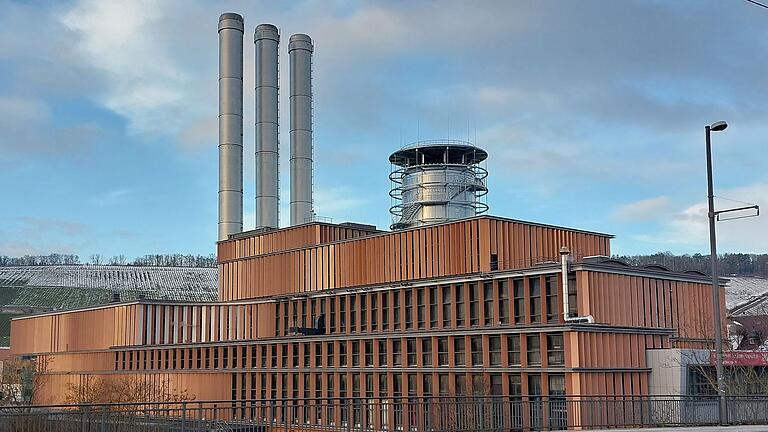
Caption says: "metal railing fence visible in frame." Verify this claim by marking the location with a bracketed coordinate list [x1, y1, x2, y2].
[2, 395, 768, 432]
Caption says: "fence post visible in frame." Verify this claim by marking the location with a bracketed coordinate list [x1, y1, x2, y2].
[100, 405, 106, 432]
[284, 400, 289, 432]
[181, 401, 187, 432]
[347, 399, 353, 432]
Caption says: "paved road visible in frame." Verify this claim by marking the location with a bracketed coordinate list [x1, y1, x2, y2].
[595, 426, 768, 432]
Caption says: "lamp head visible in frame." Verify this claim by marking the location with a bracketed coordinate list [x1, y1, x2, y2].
[710, 121, 728, 132]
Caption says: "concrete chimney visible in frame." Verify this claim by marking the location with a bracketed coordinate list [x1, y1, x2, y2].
[218, 13, 244, 241]
[289, 34, 314, 225]
[254, 24, 280, 229]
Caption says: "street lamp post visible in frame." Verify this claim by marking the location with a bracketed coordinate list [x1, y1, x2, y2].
[705, 121, 727, 424]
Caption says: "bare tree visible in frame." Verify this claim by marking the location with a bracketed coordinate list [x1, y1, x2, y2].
[65, 375, 195, 405]
[89, 254, 103, 265]
[0, 355, 52, 406]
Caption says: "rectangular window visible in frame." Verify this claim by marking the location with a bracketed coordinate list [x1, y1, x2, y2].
[405, 289, 413, 329]
[327, 342, 335, 367]
[470, 336, 483, 366]
[393, 291, 401, 331]
[292, 343, 299, 368]
[509, 374, 522, 396]
[489, 336, 501, 366]
[327, 374, 334, 398]
[382, 292, 389, 331]
[546, 276, 558, 321]
[393, 374, 402, 397]
[421, 338, 432, 366]
[379, 373, 388, 398]
[271, 345, 277, 368]
[339, 341, 347, 367]
[340, 296, 347, 333]
[454, 337, 465, 366]
[439, 374, 449, 395]
[483, 282, 494, 325]
[423, 374, 433, 396]
[301, 299, 308, 327]
[378, 340, 387, 366]
[429, 287, 438, 328]
[283, 303, 289, 335]
[498, 280, 509, 325]
[315, 342, 322, 368]
[329, 297, 336, 334]
[442, 285, 452, 327]
[371, 293, 378, 331]
[365, 340, 373, 366]
[393, 340, 402, 366]
[352, 341, 360, 367]
[568, 274, 578, 318]
[292, 301, 299, 328]
[547, 333, 565, 365]
[407, 373, 417, 396]
[275, 302, 281, 336]
[437, 337, 448, 366]
[455, 374, 466, 395]
[455, 285, 465, 327]
[407, 338, 417, 366]
[361, 294, 367, 331]
[513, 279, 524, 324]
[527, 334, 541, 366]
[508, 334, 521, 366]
[490, 253, 499, 271]
[530, 277, 541, 323]
[549, 374, 566, 396]
[490, 373, 503, 396]
[350, 295, 357, 332]
[303, 343, 310, 368]
[417, 288, 426, 329]
[528, 374, 542, 395]
[469, 283, 479, 326]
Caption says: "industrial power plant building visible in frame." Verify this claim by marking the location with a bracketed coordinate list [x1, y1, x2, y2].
[9, 13, 726, 430]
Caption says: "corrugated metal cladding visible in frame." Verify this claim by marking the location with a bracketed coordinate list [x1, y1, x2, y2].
[9, 214, 725, 415]
[217, 217, 611, 301]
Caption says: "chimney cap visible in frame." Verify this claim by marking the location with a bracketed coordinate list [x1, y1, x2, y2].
[288, 33, 313, 52]
[218, 13, 244, 32]
[254, 23, 279, 42]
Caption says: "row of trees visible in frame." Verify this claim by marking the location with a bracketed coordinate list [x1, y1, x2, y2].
[1, 252, 766, 275]
[0, 253, 217, 268]
[614, 252, 768, 277]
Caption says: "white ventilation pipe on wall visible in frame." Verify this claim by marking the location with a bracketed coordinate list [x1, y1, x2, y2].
[561, 246, 594, 324]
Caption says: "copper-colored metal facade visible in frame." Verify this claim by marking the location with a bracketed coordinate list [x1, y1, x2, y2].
[10, 215, 725, 410]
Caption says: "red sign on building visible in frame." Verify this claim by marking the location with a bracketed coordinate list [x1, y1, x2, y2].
[711, 351, 768, 366]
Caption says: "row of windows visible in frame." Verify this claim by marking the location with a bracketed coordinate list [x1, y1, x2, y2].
[275, 275, 577, 337]
[226, 371, 566, 429]
[115, 333, 565, 371]
[230, 370, 566, 400]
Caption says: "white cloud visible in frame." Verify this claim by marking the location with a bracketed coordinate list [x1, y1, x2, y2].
[614, 196, 671, 222]
[60, 0, 195, 136]
[642, 183, 768, 252]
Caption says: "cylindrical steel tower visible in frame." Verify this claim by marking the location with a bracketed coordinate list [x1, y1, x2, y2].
[254, 24, 280, 229]
[289, 34, 314, 225]
[218, 13, 244, 241]
[389, 140, 489, 230]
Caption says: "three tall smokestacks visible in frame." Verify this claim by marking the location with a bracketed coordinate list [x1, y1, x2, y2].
[218, 13, 315, 240]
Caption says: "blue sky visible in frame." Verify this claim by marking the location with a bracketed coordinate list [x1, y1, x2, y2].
[0, 0, 766, 260]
